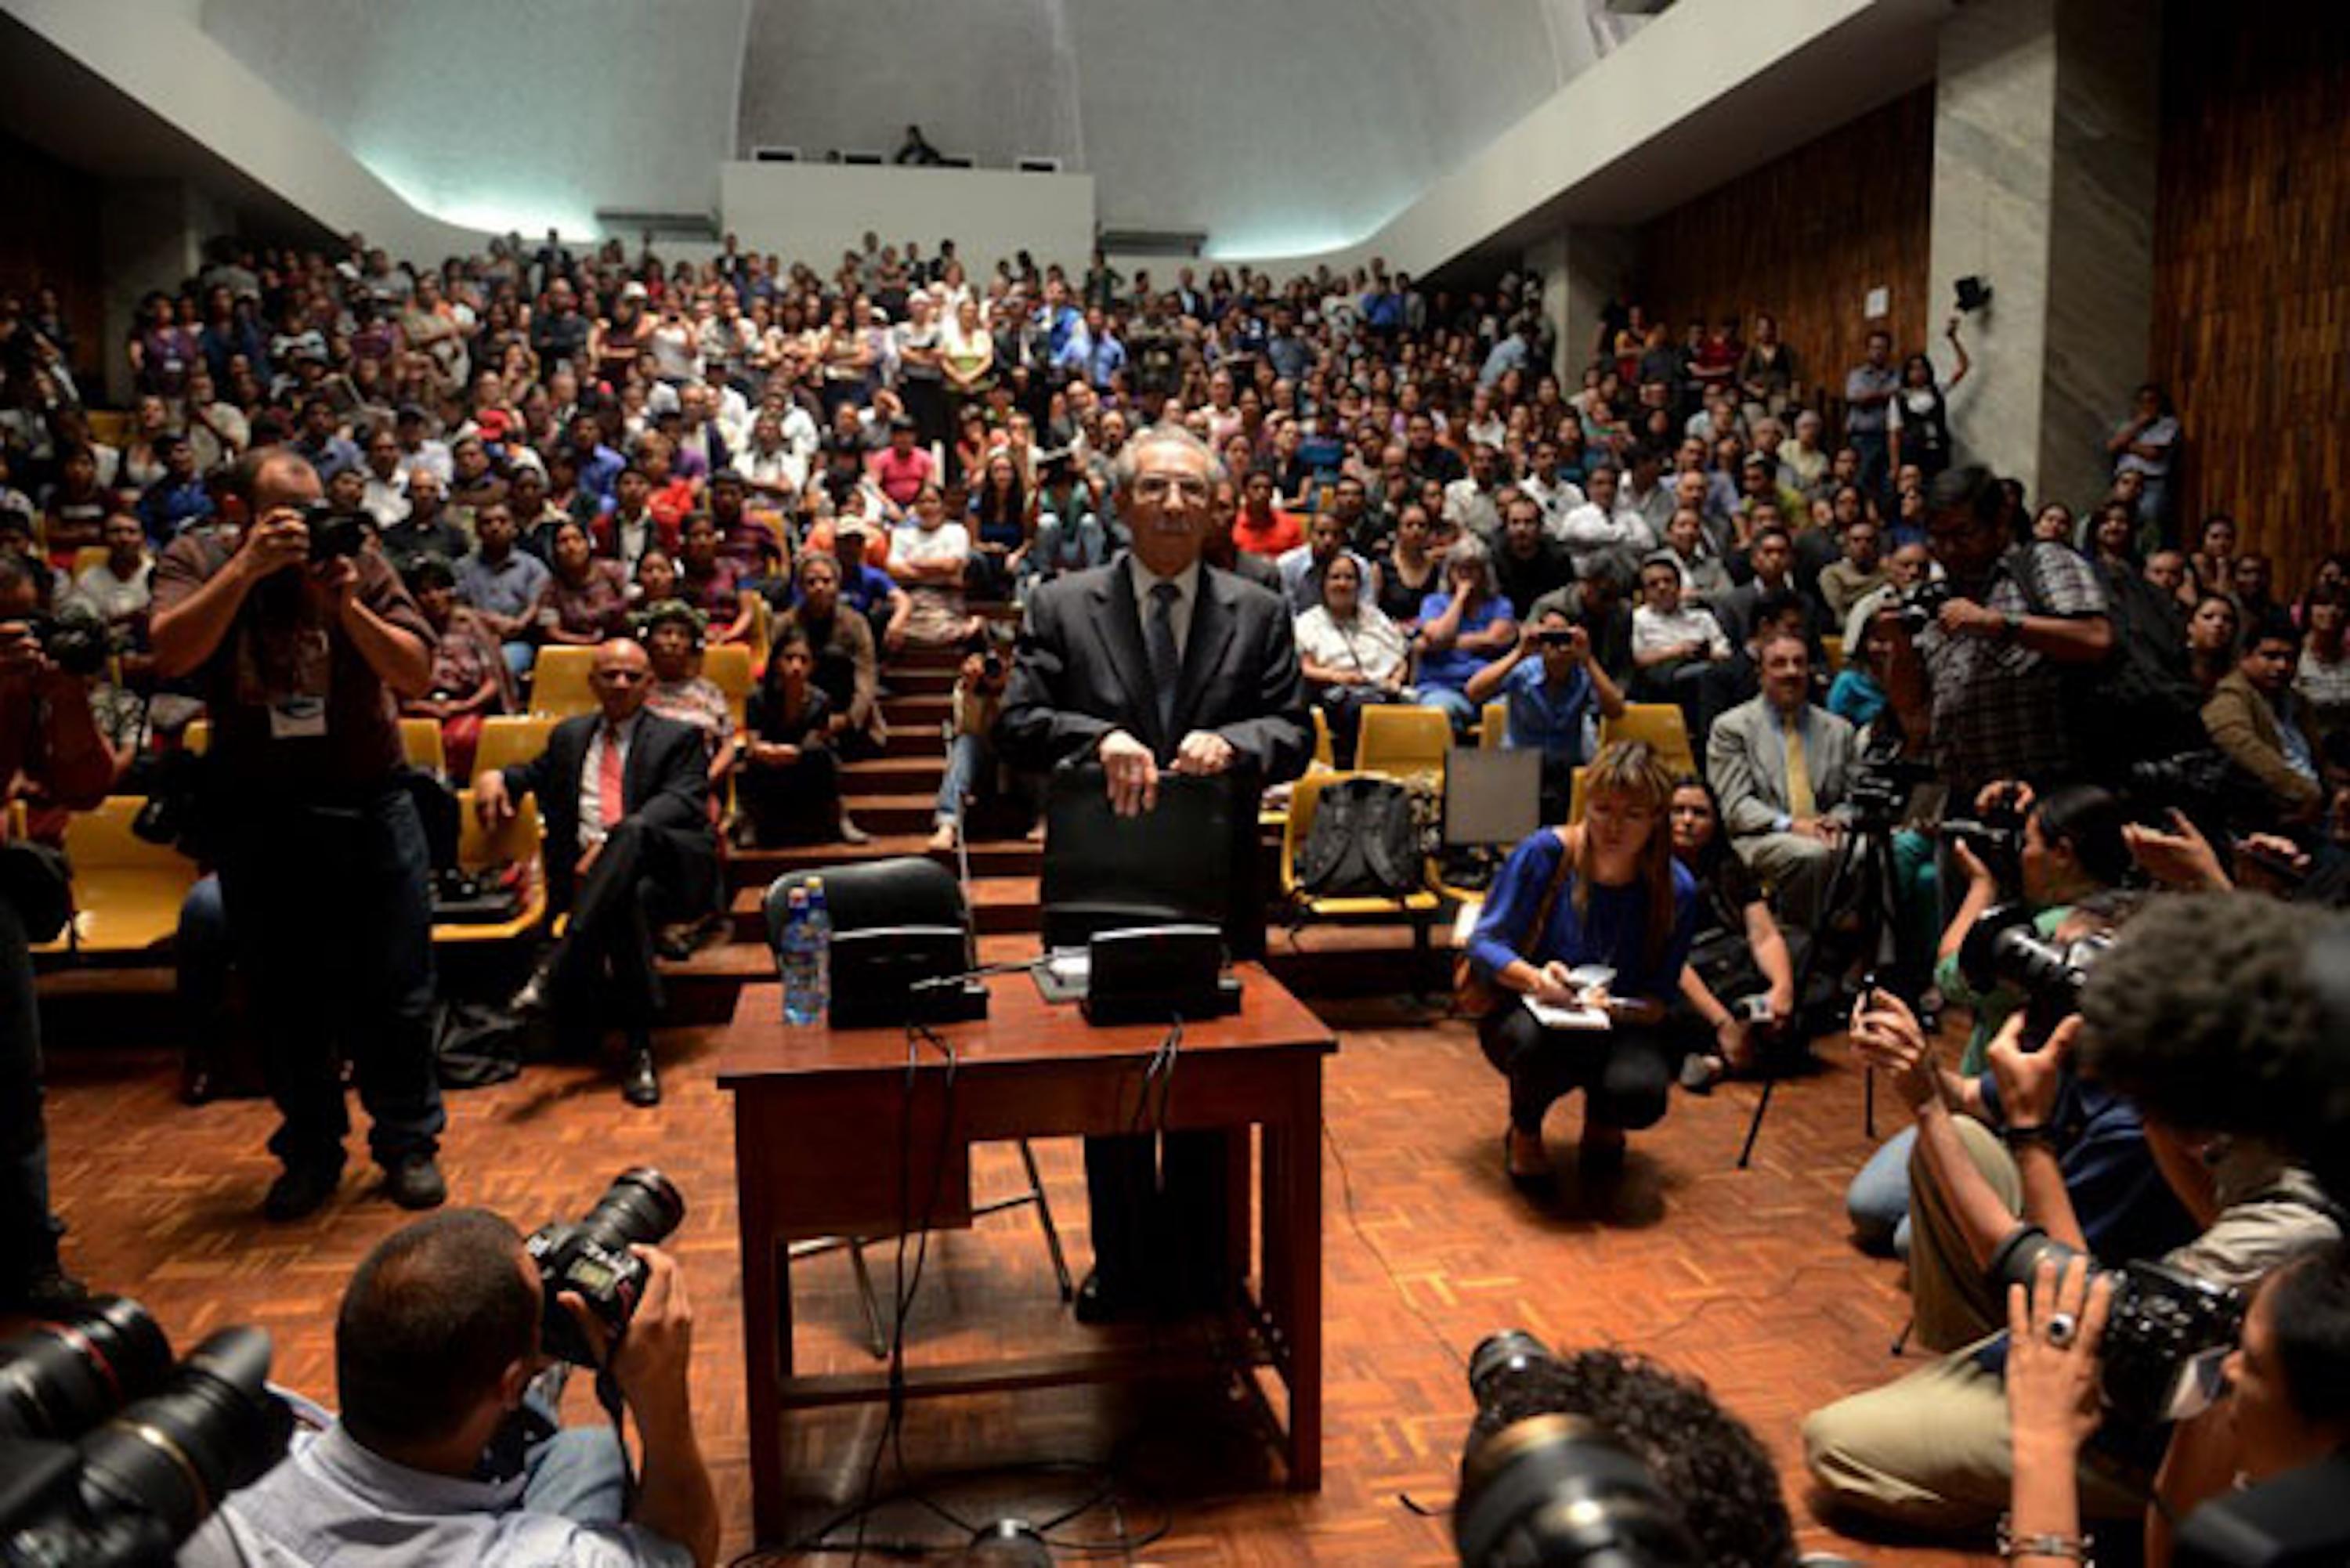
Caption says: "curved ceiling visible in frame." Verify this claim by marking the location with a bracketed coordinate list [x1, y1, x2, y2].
[197, 0, 1636, 255]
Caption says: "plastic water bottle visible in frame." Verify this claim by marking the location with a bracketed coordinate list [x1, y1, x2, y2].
[803, 876, 833, 1017]
[781, 887, 821, 1024]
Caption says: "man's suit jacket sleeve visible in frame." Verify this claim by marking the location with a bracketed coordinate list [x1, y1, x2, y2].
[634, 720, 716, 836]
[501, 718, 572, 806]
[1213, 594, 1312, 786]
[996, 580, 1116, 771]
[1707, 707, 1783, 838]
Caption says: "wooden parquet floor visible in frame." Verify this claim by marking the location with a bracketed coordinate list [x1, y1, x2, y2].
[31, 992, 1988, 1566]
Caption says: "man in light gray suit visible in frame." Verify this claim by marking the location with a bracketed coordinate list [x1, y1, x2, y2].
[1705, 629, 1856, 927]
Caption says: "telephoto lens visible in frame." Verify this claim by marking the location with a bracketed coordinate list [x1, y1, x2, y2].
[1455, 1331, 1704, 1568]
[72, 1325, 294, 1547]
[0, 1297, 174, 1441]
[529, 1169, 687, 1367]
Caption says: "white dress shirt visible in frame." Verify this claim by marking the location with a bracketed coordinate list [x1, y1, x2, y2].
[577, 711, 642, 851]
[1126, 554, 1201, 659]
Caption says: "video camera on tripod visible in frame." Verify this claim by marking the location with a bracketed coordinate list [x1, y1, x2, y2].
[0, 1297, 290, 1567]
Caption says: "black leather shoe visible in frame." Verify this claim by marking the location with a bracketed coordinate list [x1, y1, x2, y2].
[264, 1162, 344, 1222]
[383, 1154, 447, 1211]
[1072, 1270, 1126, 1326]
[621, 1047, 661, 1107]
[510, 959, 559, 1018]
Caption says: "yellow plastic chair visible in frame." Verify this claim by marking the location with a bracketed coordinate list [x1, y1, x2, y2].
[1311, 707, 1335, 769]
[1355, 703, 1452, 795]
[397, 717, 447, 775]
[434, 790, 548, 945]
[530, 646, 599, 717]
[470, 714, 558, 786]
[34, 797, 198, 958]
[1599, 703, 1697, 778]
[704, 642, 754, 731]
[1478, 702, 1507, 750]
[1820, 634, 1845, 674]
[183, 719, 210, 755]
[1280, 770, 1441, 974]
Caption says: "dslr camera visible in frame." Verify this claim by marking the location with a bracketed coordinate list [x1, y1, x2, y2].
[1938, 781, 2027, 890]
[302, 500, 371, 562]
[526, 1169, 686, 1367]
[0, 1295, 291, 1567]
[1892, 576, 1956, 636]
[1454, 1331, 1703, 1568]
[1843, 735, 1937, 829]
[1990, 1227, 2244, 1429]
[1958, 901, 2110, 1042]
[21, 607, 110, 680]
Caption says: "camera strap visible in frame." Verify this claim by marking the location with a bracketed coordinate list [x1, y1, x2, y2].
[594, 1364, 638, 1509]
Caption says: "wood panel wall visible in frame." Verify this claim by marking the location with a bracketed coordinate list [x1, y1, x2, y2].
[2151, 2, 2350, 591]
[1629, 87, 1936, 429]
[0, 128, 106, 396]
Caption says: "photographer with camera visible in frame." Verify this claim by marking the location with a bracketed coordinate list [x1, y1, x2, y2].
[2005, 1225, 2350, 1565]
[1, 564, 117, 1309]
[928, 631, 1023, 852]
[179, 1200, 718, 1568]
[1463, 605, 1626, 824]
[150, 445, 446, 1221]
[1873, 464, 2111, 807]
[1804, 891, 2341, 1537]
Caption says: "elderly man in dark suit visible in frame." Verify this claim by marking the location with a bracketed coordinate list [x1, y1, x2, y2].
[475, 638, 717, 1107]
[999, 422, 1312, 1324]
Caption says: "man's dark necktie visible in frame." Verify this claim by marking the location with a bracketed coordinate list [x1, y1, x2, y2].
[1147, 580, 1181, 741]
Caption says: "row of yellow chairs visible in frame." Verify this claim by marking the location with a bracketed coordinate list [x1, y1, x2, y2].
[28, 788, 550, 958]
[530, 643, 755, 728]
[1313, 700, 1698, 781]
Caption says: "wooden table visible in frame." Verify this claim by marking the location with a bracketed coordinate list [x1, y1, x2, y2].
[714, 965, 1336, 1543]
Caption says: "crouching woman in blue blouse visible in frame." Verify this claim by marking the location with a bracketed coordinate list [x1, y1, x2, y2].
[1470, 741, 1700, 1187]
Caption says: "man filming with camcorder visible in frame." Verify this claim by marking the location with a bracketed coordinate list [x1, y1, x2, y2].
[1805, 892, 2342, 1538]
[180, 1170, 718, 1567]
[0, 562, 117, 1310]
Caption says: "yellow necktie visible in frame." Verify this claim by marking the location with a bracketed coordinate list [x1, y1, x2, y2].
[1784, 714, 1816, 821]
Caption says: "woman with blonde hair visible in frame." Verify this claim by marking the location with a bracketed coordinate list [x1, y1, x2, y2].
[1466, 740, 1699, 1188]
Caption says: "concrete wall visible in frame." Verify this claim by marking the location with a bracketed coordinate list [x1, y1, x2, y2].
[718, 163, 1095, 283]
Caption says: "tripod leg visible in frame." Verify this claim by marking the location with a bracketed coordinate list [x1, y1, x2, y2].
[1736, 829, 1864, 1168]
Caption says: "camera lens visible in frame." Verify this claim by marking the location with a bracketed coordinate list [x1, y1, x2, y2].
[77, 1325, 292, 1543]
[577, 1168, 685, 1256]
[1467, 1330, 1555, 1408]
[1456, 1414, 1704, 1568]
[0, 1295, 174, 1440]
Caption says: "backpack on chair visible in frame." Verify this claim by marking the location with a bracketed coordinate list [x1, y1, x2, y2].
[1296, 775, 1421, 900]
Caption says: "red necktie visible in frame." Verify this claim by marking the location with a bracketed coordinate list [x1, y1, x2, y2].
[598, 723, 626, 827]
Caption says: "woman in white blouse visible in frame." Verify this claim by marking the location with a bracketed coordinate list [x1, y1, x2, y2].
[1294, 553, 1411, 765]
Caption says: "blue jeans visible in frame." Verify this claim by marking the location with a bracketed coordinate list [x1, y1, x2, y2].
[213, 785, 445, 1172]
[502, 641, 536, 684]
[936, 732, 988, 825]
[1847, 1125, 1916, 1257]
[1419, 685, 1480, 734]
[522, 1425, 627, 1523]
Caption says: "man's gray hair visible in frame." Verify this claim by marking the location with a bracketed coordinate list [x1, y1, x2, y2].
[1113, 422, 1228, 494]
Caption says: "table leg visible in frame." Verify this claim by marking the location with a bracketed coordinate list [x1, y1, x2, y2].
[738, 1113, 795, 1545]
[1274, 1057, 1323, 1490]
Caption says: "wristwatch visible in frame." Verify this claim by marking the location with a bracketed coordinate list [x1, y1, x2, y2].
[2001, 1122, 2061, 1152]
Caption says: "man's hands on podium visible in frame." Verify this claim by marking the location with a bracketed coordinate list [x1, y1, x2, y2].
[1098, 728, 1236, 817]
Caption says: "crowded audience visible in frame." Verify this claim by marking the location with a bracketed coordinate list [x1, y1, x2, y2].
[8, 214, 2350, 1566]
